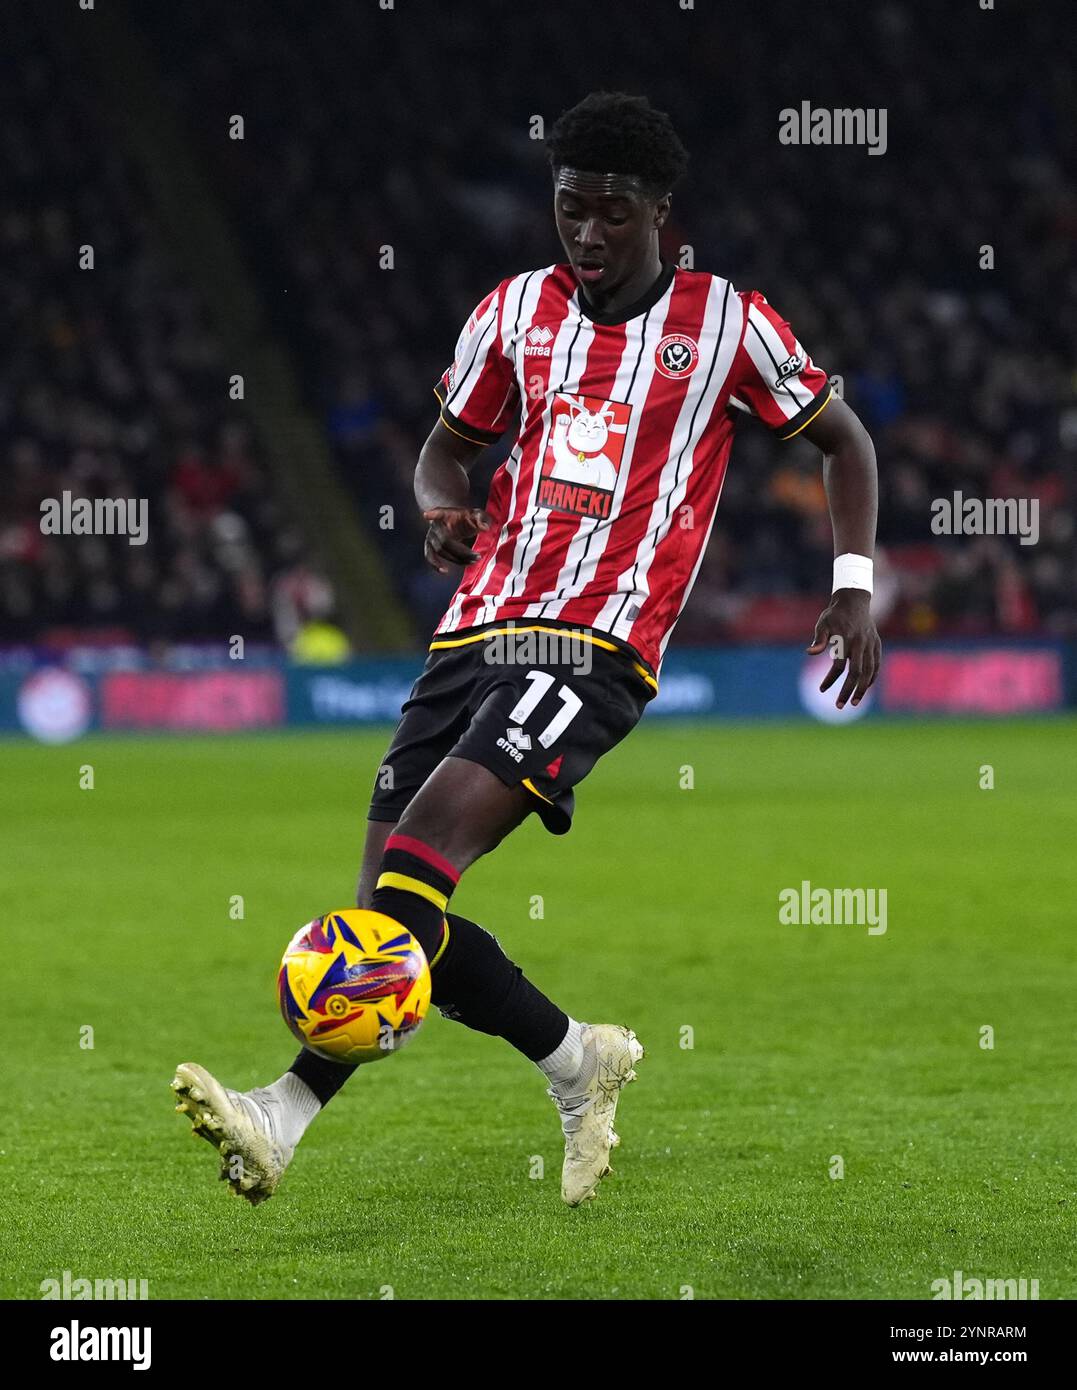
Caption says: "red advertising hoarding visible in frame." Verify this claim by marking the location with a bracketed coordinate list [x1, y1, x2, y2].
[101, 672, 285, 731]
[880, 649, 1063, 715]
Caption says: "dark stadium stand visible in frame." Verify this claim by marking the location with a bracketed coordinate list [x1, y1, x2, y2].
[0, 18, 336, 651]
[3, 0, 1073, 650]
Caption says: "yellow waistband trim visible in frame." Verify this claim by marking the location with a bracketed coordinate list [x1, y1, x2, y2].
[429, 625, 658, 693]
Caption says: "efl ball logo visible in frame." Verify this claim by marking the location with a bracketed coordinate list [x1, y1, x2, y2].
[655, 334, 698, 379]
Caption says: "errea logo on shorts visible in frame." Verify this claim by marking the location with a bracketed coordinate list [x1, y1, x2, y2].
[525, 325, 554, 357]
[497, 727, 531, 762]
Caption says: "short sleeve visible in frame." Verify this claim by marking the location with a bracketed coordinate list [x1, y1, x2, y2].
[433, 286, 519, 444]
[727, 290, 833, 440]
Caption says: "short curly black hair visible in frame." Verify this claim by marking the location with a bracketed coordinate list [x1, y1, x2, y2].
[547, 92, 689, 197]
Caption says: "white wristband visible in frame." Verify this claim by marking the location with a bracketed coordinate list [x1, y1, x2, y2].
[832, 553, 873, 595]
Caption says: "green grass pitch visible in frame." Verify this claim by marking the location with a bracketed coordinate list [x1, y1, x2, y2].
[2, 717, 1074, 1300]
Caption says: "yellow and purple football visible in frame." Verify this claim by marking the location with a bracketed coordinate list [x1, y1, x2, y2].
[278, 909, 431, 1064]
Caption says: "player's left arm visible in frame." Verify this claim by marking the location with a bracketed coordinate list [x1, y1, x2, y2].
[800, 396, 881, 709]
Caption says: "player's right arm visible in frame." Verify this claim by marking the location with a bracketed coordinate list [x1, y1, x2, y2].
[417, 285, 519, 573]
[415, 421, 490, 573]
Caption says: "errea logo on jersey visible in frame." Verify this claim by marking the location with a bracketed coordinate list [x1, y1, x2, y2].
[525, 325, 554, 357]
[654, 334, 699, 379]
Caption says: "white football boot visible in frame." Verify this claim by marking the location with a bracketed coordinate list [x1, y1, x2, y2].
[549, 1024, 644, 1206]
[171, 1062, 293, 1206]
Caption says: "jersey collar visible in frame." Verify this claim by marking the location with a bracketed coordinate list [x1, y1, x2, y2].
[574, 261, 675, 327]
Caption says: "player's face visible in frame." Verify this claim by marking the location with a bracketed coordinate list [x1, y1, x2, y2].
[554, 168, 668, 300]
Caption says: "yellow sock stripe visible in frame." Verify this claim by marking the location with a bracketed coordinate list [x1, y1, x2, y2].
[428, 916, 451, 968]
[375, 871, 449, 915]
[429, 624, 659, 693]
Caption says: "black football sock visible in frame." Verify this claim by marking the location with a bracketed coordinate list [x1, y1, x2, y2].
[432, 911, 569, 1061]
[288, 909, 569, 1103]
[288, 834, 460, 1106]
[288, 1046, 356, 1105]
[366, 837, 568, 1058]
[369, 832, 460, 961]
[289, 843, 567, 1099]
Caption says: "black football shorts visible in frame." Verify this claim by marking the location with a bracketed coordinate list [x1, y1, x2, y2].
[367, 624, 656, 834]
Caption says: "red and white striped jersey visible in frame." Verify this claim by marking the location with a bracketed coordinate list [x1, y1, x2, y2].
[432, 262, 832, 677]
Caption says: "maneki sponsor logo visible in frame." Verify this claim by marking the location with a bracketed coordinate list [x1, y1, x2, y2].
[537, 392, 631, 520]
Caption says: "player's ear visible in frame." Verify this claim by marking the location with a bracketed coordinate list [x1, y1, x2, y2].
[653, 193, 671, 230]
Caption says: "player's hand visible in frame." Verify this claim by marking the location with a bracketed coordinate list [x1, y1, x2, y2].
[807, 589, 881, 709]
[422, 507, 493, 574]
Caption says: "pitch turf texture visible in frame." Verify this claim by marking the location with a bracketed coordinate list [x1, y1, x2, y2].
[2, 719, 1074, 1301]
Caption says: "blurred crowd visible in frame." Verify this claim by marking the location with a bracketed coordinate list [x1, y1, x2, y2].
[3, 1, 1074, 652]
[0, 21, 338, 654]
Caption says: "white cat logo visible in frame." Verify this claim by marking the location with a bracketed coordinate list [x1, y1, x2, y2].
[549, 396, 626, 491]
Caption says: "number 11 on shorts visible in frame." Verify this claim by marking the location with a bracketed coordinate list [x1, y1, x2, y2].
[508, 671, 583, 748]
